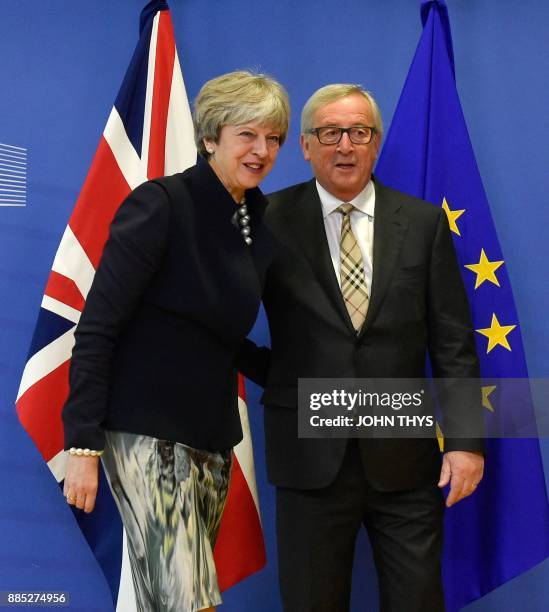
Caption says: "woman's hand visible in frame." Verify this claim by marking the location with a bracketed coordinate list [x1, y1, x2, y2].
[63, 455, 100, 513]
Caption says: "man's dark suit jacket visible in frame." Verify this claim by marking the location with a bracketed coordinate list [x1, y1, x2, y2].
[63, 160, 274, 453]
[241, 177, 481, 492]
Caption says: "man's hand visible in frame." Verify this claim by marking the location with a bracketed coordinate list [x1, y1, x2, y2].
[63, 455, 100, 513]
[438, 450, 484, 507]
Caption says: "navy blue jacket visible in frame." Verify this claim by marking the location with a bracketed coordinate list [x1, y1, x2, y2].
[63, 160, 273, 452]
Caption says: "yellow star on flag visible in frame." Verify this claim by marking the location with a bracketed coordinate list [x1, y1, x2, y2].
[442, 197, 465, 236]
[436, 422, 444, 452]
[476, 313, 517, 353]
[482, 385, 497, 412]
[464, 249, 504, 289]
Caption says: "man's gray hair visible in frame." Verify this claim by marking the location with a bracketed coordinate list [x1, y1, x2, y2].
[301, 84, 383, 137]
[193, 70, 290, 158]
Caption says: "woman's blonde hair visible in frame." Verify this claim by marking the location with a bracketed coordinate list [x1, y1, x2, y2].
[194, 70, 290, 157]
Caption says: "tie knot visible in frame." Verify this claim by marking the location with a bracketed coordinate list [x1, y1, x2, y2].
[336, 202, 354, 216]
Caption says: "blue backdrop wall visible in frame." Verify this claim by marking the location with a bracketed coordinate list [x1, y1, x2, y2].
[1, 1, 548, 610]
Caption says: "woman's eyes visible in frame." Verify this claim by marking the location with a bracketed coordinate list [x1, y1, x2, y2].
[237, 131, 280, 147]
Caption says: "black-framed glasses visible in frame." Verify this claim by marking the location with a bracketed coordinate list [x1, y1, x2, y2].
[306, 126, 376, 145]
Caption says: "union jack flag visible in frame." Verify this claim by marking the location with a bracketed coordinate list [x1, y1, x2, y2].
[15, 0, 266, 606]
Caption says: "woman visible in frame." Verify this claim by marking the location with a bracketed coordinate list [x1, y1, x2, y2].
[62, 70, 289, 612]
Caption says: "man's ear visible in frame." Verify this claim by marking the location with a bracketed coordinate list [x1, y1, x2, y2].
[373, 132, 382, 159]
[301, 133, 311, 161]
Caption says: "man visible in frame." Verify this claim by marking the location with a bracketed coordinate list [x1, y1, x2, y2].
[242, 84, 484, 612]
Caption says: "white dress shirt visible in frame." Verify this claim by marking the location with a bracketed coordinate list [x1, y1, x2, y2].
[316, 180, 375, 296]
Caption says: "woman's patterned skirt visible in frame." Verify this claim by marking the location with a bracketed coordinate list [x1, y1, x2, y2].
[102, 430, 232, 612]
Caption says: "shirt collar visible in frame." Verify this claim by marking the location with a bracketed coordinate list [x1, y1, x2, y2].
[316, 179, 376, 219]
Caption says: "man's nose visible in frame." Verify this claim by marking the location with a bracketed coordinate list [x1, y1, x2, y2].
[337, 131, 354, 153]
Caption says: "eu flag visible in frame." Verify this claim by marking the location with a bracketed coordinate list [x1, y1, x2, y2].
[375, 1, 549, 609]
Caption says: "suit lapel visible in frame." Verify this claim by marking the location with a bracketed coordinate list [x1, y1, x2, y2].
[360, 179, 408, 337]
[286, 180, 357, 334]
[283, 178, 409, 337]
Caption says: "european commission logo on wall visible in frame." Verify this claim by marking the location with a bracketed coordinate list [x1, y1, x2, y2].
[0, 142, 27, 207]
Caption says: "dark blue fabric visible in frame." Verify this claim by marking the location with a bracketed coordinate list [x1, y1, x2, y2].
[113, 16, 153, 157]
[140, 1, 170, 35]
[63, 161, 273, 453]
[376, 1, 549, 610]
[27, 308, 75, 359]
[420, 0, 455, 78]
[66, 466, 123, 606]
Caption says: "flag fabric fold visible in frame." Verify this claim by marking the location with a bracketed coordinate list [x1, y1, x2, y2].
[16, 0, 265, 607]
[376, 1, 549, 609]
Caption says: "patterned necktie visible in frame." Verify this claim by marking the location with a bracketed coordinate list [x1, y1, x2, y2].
[336, 203, 369, 331]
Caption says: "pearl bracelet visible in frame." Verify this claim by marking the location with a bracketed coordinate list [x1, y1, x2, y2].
[68, 447, 104, 457]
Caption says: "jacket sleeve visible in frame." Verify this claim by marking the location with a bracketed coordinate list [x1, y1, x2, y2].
[62, 181, 171, 450]
[236, 338, 271, 388]
[427, 208, 484, 454]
